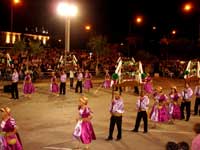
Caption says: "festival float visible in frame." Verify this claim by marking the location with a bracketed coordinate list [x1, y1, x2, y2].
[111, 57, 144, 96]
[184, 60, 200, 83]
[59, 54, 78, 71]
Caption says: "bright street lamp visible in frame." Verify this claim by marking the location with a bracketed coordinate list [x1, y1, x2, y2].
[85, 25, 91, 31]
[136, 16, 143, 24]
[57, 2, 78, 69]
[181, 2, 200, 41]
[172, 29, 176, 35]
[183, 2, 193, 13]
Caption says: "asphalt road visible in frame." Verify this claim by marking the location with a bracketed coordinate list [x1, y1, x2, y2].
[0, 77, 199, 150]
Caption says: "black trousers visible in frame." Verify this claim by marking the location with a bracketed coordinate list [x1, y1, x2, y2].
[75, 81, 82, 93]
[60, 82, 66, 95]
[134, 111, 148, 132]
[180, 101, 191, 120]
[108, 116, 122, 139]
[194, 97, 200, 115]
[11, 82, 19, 99]
[70, 78, 74, 89]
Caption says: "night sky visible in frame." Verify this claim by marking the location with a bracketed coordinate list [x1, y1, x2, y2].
[0, 0, 199, 48]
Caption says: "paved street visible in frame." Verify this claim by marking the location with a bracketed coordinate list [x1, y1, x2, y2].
[0, 77, 199, 150]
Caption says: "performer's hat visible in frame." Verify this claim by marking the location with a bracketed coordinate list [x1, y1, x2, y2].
[171, 86, 177, 90]
[79, 96, 88, 105]
[0, 107, 11, 115]
[156, 86, 162, 92]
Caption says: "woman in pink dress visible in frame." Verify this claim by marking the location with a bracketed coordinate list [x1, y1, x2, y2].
[0, 107, 23, 150]
[50, 72, 59, 96]
[150, 86, 169, 128]
[144, 73, 153, 94]
[168, 86, 181, 123]
[103, 70, 111, 88]
[84, 70, 93, 92]
[73, 96, 96, 149]
[23, 71, 35, 98]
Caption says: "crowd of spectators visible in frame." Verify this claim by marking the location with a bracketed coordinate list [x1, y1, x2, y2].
[0, 48, 195, 82]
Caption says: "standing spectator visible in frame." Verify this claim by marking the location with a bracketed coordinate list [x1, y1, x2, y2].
[0, 107, 23, 150]
[60, 70, 67, 95]
[180, 83, 193, 121]
[191, 123, 200, 150]
[193, 80, 200, 116]
[83, 70, 93, 92]
[165, 141, 178, 150]
[69, 69, 75, 89]
[106, 93, 124, 141]
[177, 141, 189, 150]
[132, 91, 149, 133]
[11, 69, 19, 100]
[23, 71, 35, 98]
[75, 69, 83, 93]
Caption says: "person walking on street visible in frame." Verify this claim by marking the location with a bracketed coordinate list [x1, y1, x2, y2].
[11, 69, 19, 100]
[60, 70, 67, 95]
[132, 91, 149, 133]
[180, 83, 193, 121]
[106, 93, 124, 141]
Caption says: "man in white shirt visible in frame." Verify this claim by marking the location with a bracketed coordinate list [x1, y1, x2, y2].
[60, 70, 67, 95]
[132, 91, 149, 133]
[106, 94, 124, 141]
[69, 69, 75, 89]
[181, 83, 193, 121]
[75, 69, 83, 93]
[11, 69, 19, 99]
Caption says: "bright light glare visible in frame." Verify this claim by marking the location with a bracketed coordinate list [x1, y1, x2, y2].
[172, 30, 176, 35]
[14, 0, 20, 4]
[57, 2, 78, 17]
[183, 3, 193, 13]
[136, 16, 142, 24]
[85, 25, 91, 31]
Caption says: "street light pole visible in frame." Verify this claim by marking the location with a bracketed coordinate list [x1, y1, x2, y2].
[57, 2, 78, 70]
[64, 17, 70, 68]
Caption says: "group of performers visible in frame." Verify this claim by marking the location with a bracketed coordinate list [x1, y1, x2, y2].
[6, 68, 200, 149]
[50, 69, 93, 95]
[10, 68, 95, 99]
[11, 70, 35, 99]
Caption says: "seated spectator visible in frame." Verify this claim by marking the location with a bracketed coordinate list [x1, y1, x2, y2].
[166, 141, 178, 150]
[191, 123, 200, 150]
[177, 141, 189, 150]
